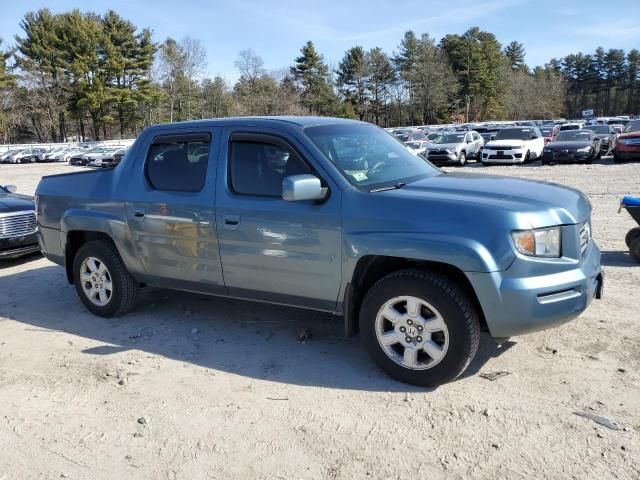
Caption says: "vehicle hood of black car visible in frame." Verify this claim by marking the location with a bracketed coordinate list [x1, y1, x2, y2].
[545, 140, 592, 149]
[0, 193, 35, 212]
[383, 172, 590, 227]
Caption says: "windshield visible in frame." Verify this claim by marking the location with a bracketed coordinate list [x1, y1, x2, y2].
[426, 132, 441, 140]
[586, 125, 609, 134]
[494, 128, 533, 140]
[559, 125, 580, 131]
[434, 133, 465, 144]
[556, 131, 592, 141]
[305, 124, 439, 189]
[624, 121, 640, 133]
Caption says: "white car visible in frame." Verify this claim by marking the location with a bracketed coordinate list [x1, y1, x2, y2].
[481, 127, 545, 165]
[423, 131, 484, 165]
[405, 139, 434, 156]
[87, 148, 122, 167]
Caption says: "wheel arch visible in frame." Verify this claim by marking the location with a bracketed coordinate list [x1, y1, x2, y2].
[64, 231, 117, 284]
[61, 209, 143, 284]
[344, 255, 487, 337]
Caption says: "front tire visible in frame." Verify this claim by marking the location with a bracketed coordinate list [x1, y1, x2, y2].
[458, 151, 467, 166]
[359, 269, 480, 387]
[630, 237, 640, 263]
[625, 227, 640, 248]
[73, 240, 139, 317]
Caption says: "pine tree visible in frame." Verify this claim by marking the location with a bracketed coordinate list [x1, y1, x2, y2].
[336, 46, 369, 119]
[366, 47, 395, 125]
[504, 41, 527, 71]
[290, 41, 335, 115]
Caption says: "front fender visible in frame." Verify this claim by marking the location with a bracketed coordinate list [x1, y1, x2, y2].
[343, 231, 515, 277]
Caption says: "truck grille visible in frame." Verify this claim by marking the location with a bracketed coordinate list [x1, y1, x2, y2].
[0, 211, 37, 239]
[579, 221, 591, 255]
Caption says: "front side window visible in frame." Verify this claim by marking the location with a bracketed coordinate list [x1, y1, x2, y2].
[229, 140, 311, 197]
[146, 133, 211, 192]
[305, 123, 440, 190]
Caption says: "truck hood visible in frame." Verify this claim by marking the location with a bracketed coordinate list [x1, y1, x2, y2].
[0, 193, 35, 213]
[619, 131, 640, 139]
[485, 139, 526, 148]
[387, 172, 590, 227]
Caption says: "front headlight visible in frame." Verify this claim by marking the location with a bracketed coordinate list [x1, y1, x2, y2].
[511, 226, 561, 257]
[576, 147, 591, 153]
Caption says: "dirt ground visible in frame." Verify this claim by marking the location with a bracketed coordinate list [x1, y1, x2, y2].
[1, 158, 639, 480]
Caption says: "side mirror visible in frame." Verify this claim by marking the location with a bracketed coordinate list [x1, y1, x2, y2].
[5, 184, 17, 193]
[282, 174, 327, 202]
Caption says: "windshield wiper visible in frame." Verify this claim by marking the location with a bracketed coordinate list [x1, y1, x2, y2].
[369, 182, 406, 193]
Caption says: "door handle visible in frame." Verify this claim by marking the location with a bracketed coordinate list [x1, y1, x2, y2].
[133, 208, 145, 220]
[223, 212, 240, 230]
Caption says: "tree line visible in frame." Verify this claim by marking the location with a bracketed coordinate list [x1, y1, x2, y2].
[0, 8, 637, 143]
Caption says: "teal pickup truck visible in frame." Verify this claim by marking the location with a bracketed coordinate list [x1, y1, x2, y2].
[36, 117, 603, 386]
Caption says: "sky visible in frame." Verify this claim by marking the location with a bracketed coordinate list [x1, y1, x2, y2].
[1, 0, 639, 82]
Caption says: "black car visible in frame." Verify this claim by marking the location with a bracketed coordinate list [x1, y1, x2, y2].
[585, 125, 617, 155]
[542, 130, 602, 164]
[0, 184, 40, 259]
[475, 126, 501, 142]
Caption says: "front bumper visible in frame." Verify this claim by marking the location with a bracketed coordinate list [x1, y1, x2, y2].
[542, 149, 593, 163]
[0, 232, 40, 259]
[614, 145, 640, 160]
[467, 237, 602, 338]
[426, 153, 459, 164]
[482, 148, 525, 163]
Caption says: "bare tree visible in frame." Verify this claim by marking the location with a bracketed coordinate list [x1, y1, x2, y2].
[157, 38, 186, 122]
[234, 49, 265, 86]
[181, 37, 207, 118]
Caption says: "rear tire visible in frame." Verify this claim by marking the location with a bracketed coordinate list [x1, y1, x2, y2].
[73, 240, 139, 317]
[625, 227, 640, 248]
[359, 269, 480, 387]
[630, 237, 640, 263]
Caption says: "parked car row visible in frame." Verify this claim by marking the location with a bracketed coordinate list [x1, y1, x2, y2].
[0, 144, 130, 168]
[391, 117, 640, 166]
[69, 146, 128, 168]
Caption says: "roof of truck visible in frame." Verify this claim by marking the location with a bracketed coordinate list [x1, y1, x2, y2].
[143, 116, 366, 132]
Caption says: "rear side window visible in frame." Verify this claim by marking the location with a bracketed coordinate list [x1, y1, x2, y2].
[146, 133, 211, 192]
[229, 139, 311, 197]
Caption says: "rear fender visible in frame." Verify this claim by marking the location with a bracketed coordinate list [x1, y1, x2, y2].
[61, 209, 144, 279]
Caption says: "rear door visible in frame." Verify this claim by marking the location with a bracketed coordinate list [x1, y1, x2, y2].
[125, 127, 225, 294]
[215, 127, 342, 311]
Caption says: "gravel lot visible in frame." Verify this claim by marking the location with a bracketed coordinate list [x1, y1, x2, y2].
[1, 159, 639, 479]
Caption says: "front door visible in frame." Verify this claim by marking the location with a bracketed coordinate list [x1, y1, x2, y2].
[125, 128, 225, 294]
[215, 129, 342, 311]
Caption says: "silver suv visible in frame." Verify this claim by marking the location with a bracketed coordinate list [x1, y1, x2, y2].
[422, 131, 484, 166]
